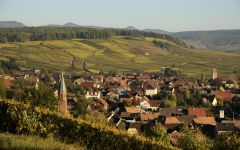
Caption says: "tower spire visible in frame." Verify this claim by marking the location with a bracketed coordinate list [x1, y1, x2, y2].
[58, 72, 68, 114]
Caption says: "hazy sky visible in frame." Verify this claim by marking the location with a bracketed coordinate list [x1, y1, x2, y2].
[0, 0, 239, 32]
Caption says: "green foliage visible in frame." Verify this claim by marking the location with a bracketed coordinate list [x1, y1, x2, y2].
[0, 133, 84, 150]
[0, 57, 20, 74]
[214, 132, 240, 150]
[71, 97, 89, 117]
[164, 67, 182, 77]
[0, 78, 5, 98]
[0, 99, 179, 150]
[0, 27, 112, 43]
[28, 82, 57, 111]
[145, 122, 170, 144]
[210, 79, 223, 88]
[160, 100, 177, 108]
[178, 126, 212, 150]
[153, 39, 173, 49]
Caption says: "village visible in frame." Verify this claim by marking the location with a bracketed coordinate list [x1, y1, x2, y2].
[1, 66, 240, 146]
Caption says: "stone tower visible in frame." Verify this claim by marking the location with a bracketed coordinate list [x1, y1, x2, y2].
[212, 68, 217, 80]
[58, 72, 68, 114]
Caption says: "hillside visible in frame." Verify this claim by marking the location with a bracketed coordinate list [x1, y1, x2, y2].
[0, 133, 84, 150]
[143, 29, 171, 35]
[0, 36, 239, 77]
[171, 30, 240, 52]
[0, 21, 26, 28]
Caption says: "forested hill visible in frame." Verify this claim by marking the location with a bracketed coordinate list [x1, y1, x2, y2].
[0, 27, 188, 48]
[171, 30, 240, 51]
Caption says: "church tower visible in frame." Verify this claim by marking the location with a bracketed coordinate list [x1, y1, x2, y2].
[212, 68, 217, 80]
[58, 72, 68, 114]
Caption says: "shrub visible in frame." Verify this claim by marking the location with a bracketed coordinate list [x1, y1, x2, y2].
[0, 99, 179, 150]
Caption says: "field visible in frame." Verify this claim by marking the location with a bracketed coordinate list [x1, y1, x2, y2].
[0, 36, 239, 77]
[0, 133, 85, 150]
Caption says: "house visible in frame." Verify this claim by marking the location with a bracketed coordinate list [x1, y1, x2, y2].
[2, 75, 14, 88]
[139, 99, 161, 111]
[187, 108, 207, 117]
[193, 117, 217, 138]
[217, 123, 236, 135]
[139, 112, 160, 122]
[222, 120, 240, 129]
[160, 116, 182, 131]
[159, 108, 183, 116]
[80, 81, 95, 88]
[125, 107, 141, 114]
[148, 100, 161, 110]
[98, 99, 109, 110]
[126, 122, 142, 135]
[87, 99, 109, 113]
[84, 91, 101, 99]
[214, 90, 233, 101]
[193, 117, 216, 126]
[176, 115, 195, 126]
[168, 131, 183, 146]
[144, 84, 158, 96]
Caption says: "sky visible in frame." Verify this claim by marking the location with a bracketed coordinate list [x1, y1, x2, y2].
[0, 0, 239, 32]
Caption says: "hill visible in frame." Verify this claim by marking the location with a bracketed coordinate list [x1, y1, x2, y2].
[143, 28, 171, 35]
[0, 21, 26, 28]
[171, 30, 240, 52]
[125, 26, 138, 30]
[0, 35, 239, 77]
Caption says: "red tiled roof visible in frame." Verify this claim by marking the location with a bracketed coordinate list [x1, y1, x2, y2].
[139, 112, 160, 121]
[187, 108, 207, 117]
[215, 90, 233, 100]
[80, 82, 94, 87]
[125, 107, 140, 114]
[165, 117, 181, 124]
[193, 117, 216, 126]
[133, 99, 140, 106]
[148, 100, 161, 107]
[139, 113, 155, 121]
[98, 98, 109, 107]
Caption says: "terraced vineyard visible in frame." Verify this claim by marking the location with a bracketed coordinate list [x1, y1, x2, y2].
[0, 36, 239, 77]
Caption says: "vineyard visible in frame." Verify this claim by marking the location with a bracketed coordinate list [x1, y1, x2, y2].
[0, 99, 179, 150]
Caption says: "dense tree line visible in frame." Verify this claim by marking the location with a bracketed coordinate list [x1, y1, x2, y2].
[0, 27, 112, 42]
[0, 27, 188, 48]
[115, 29, 188, 48]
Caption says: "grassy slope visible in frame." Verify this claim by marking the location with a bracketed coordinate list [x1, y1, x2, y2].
[0, 133, 85, 150]
[0, 36, 239, 77]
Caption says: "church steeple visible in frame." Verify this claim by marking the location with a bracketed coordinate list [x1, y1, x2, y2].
[58, 72, 68, 114]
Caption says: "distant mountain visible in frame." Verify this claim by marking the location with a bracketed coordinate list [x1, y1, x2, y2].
[143, 28, 171, 34]
[63, 22, 80, 27]
[0, 21, 26, 28]
[125, 26, 138, 30]
[171, 29, 240, 51]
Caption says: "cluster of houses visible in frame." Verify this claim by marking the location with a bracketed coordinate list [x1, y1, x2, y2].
[1, 68, 240, 144]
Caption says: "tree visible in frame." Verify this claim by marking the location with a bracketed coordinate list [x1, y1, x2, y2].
[0, 78, 6, 98]
[201, 73, 205, 82]
[28, 82, 57, 110]
[71, 96, 89, 117]
[214, 132, 240, 150]
[161, 100, 176, 108]
[145, 122, 170, 144]
[178, 126, 212, 150]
